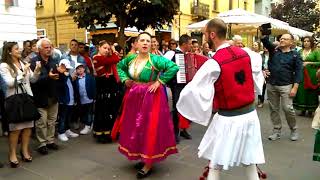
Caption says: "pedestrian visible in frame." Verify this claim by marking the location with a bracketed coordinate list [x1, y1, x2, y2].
[164, 34, 193, 143]
[92, 40, 122, 143]
[74, 63, 96, 135]
[293, 36, 320, 117]
[177, 18, 265, 180]
[56, 59, 79, 142]
[30, 38, 61, 155]
[0, 41, 41, 167]
[191, 40, 201, 54]
[151, 36, 162, 56]
[79, 42, 95, 75]
[261, 33, 303, 141]
[115, 32, 179, 179]
[168, 39, 177, 50]
[257, 47, 269, 108]
[201, 42, 211, 57]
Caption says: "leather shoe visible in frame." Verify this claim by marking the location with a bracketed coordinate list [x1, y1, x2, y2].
[46, 143, 59, 150]
[136, 169, 152, 179]
[37, 146, 48, 155]
[180, 129, 192, 139]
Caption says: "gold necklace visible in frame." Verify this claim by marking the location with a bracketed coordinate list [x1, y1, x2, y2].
[132, 55, 149, 79]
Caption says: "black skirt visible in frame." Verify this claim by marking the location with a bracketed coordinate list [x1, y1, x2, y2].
[93, 76, 123, 141]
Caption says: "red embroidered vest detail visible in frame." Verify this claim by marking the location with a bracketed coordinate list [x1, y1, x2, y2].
[213, 46, 255, 110]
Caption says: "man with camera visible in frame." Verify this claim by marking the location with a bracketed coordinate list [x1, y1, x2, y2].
[260, 23, 303, 141]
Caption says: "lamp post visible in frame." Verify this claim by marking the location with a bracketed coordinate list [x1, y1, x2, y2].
[177, 11, 182, 38]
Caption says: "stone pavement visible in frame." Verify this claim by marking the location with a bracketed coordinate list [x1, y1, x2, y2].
[0, 104, 319, 180]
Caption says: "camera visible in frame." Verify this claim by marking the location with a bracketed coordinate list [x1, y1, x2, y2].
[260, 23, 271, 36]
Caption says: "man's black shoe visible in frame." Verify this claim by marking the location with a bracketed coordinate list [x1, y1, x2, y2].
[175, 135, 180, 144]
[37, 146, 48, 155]
[180, 129, 192, 139]
[0, 162, 4, 168]
[46, 143, 59, 150]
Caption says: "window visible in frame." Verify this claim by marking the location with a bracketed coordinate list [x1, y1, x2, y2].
[229, 0, 233, 10]
[5, 0, 18, 6]
[194, 0, 199, 6]
[213, 0, 218, 11]
[36, 0, 43, 7]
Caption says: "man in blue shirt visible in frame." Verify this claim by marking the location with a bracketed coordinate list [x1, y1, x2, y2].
[261, 33, 303, 141]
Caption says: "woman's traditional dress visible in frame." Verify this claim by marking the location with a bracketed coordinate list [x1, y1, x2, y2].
[115, 53, 179, 164]
[294, 49, 320, 112]
[92, 53, 123, 142]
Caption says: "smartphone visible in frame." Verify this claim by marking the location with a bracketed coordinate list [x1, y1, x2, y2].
[260, 23, 271, 36]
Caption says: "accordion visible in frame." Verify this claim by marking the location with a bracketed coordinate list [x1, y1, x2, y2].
[175, 53, 209, 83]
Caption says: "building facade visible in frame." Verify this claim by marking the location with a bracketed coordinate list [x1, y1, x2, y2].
[255, 0, 272, 17]
[173, 0, 255, 40]
[35, 0, 256, 48]
[36, 0, 86, 49]
[0, 0, 37, 51]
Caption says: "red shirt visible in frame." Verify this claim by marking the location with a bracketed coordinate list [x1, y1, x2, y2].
[93, 53, 120, 82]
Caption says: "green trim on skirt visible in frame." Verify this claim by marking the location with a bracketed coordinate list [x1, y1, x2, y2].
[313, 129, 320, 162]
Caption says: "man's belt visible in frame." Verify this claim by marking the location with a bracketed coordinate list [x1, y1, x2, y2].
[218, 103, 255, 117]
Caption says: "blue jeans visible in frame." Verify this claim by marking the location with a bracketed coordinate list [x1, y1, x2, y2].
[79, 103, 94, 126]
[58, 104, 74, 134]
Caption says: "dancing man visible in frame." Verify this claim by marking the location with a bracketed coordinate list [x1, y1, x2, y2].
[177, 18, 265, 180]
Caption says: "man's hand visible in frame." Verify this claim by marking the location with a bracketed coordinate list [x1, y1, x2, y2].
[289, 87, 298, 97]
[263, 69, 270, 78]
[124, 79, 134, 88]
[148, 80, 161, 93]
[48, 70, 59, 80]
[57, 64, 67, 74]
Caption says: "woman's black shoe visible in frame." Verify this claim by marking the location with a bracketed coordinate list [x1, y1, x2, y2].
[136, 169, 152, 179]
[20, 151, 32, 162]
[134, 162, 145, 170]
[9, 160, 19, 168]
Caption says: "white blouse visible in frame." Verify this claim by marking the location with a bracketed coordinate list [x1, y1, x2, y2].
[0, 61, 40, 98]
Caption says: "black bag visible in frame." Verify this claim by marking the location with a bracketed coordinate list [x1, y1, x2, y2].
[4, 79, 41, 124]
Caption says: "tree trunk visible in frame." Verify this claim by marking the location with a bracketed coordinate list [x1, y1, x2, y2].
[118, 17, 127, 53]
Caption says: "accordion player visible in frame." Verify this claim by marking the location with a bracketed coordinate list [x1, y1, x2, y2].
[174, 53, 209, 84]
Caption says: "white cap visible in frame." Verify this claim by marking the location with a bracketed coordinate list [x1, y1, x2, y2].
[75, 63, 84, 69]
[59, 59, 72, 69]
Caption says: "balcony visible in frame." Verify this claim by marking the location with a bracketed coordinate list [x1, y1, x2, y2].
[191, 2, 209, 20]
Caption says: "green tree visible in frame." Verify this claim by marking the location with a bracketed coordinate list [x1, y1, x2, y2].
[66, 0, 179, 47]
[270, 0, 320, 32]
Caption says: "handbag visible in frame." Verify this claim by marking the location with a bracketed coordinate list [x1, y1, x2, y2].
[4, 78, 41, 124]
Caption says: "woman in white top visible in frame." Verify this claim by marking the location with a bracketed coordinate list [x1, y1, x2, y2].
[0, 42, 41, 168]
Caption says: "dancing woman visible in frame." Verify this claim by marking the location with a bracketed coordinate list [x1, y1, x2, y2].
[115, 32, 179, 179]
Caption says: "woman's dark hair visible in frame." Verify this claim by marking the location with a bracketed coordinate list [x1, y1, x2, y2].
[1, 42, 19, 76]
[301, 36, 315, 49]
[136, 32, 152, 41]
[30, 39, 38, 48]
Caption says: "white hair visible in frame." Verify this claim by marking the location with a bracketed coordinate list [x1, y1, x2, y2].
[36, 38, 52, 50]
[232, 35, 242, 41]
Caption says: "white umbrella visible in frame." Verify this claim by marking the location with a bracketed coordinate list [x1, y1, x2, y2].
[217, 8, 269, 25]
[186, 9, 313, 37]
